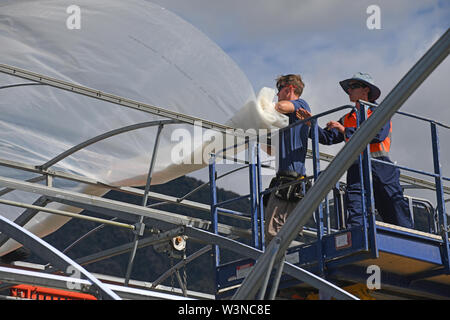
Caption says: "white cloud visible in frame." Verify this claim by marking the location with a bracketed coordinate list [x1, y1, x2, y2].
[150, 0, 444, 43]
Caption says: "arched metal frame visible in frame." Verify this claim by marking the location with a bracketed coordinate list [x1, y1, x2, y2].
[0, 82, 47, 90]
[0, 213, 121, 300]
[38, 119, 180, 170]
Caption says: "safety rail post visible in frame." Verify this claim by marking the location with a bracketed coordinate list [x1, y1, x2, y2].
[208, 153, 221, 295]
[324, 193, 331, 235]
[256, 138, 265, 251]
[430, 122, 450, 273]
[354, 107, 370, 252]
[333, 182, 345, 230]
[247, 137, 260, 249]
[359, 103, 378, 258]
[311, 119, 325, 276]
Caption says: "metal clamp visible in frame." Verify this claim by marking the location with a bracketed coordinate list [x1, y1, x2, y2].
[133, 222, 145, 236]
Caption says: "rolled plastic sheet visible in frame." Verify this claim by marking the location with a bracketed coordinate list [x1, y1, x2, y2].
[0, 0, 287, 256]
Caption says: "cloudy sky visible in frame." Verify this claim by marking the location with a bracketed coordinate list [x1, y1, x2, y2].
[148, 0, 450, 208]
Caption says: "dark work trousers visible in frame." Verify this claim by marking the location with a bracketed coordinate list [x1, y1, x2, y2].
[345, 156, 413, 228]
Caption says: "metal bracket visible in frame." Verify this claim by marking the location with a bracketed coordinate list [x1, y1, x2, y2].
[133, 222, 145, 236]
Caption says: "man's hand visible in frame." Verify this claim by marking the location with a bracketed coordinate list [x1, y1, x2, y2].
[296, 108, 312, 126]
[326, 121, 345, 134]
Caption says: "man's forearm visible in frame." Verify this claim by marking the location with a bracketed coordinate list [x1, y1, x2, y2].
[275, 101, 295, 114]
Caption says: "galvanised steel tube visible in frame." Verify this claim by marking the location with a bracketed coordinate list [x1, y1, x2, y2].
[0, 64, 247, 138]
[39, 120, 178, 170]
[0, 198, 135, 230]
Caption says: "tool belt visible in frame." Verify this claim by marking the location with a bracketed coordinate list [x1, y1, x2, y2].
[263, 171, 312, 205]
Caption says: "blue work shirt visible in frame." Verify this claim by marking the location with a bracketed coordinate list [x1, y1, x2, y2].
[278, 99, 311, 175]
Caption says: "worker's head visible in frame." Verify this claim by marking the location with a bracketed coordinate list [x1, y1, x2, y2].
[339, 72, 380, 102]
[276, 74, 304, 101]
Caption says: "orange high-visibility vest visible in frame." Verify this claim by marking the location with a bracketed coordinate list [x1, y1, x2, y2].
[339, 109, 391, 158]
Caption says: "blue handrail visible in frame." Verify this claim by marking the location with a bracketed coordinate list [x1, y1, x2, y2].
[208, 105, 355, 273]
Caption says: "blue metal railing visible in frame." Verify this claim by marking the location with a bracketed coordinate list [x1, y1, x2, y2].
[359, 100, 449, 272]
[208, 105, 355, 289]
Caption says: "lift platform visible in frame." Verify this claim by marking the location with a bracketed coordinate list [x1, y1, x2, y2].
[211, 105, 450, 300]
[216, 219, 450, 300]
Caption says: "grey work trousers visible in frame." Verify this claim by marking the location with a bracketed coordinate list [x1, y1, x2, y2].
[264, 192, 300, 243]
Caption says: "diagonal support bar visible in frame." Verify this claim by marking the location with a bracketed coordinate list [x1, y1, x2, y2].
[75, 227, 185, 267]
[125, 123, 164, 285]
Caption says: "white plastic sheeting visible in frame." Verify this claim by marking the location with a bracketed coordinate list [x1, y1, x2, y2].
[0, 0, 287, 256]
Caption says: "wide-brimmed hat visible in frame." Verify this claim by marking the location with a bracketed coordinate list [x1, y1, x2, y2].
[339, 72, 381, 101]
